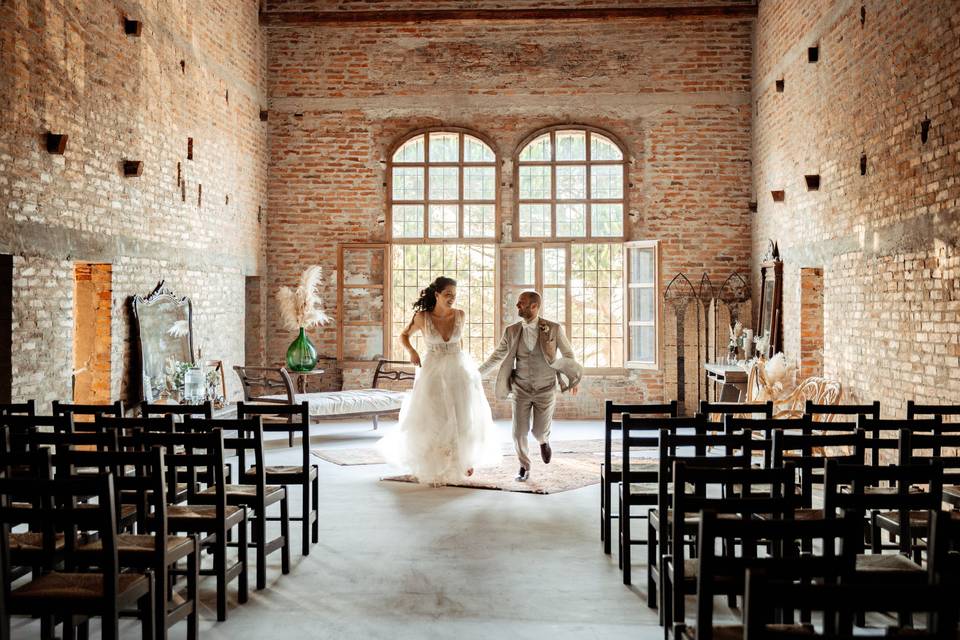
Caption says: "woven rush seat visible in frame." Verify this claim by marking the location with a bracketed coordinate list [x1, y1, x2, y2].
[197, 484, 284, 500]
[855, 553, 923, 572]
[678, 624, 813, 640]
[9, 532, 66, 552]
[167, 504, 244, 523]
[873, 510, 930, 533]
[10, 572, 149, 602]
[78, 534, 195, 559]
[244, 465, 318, 479]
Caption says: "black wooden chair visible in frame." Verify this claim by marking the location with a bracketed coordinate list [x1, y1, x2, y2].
[52, 400, 125, 427]
[601, 400, 678, 554]
[0, 400, 34, 416]
[722, 415, 818, 468]
[699, 400, 773, 423]
[617, 415, 703, 589]
[64, 448, 200, 640]
[134, 429, 248, 622]
[664, 462, 797, 636]
[680, 510, 861, 640]
[0, 473, 155, 640]
[140, 401, 213, 420]
[903, 405, 960, 508]
[185, 416, 291, 590]
[237, 401, 318, 556]
[805, 399, 880, 422]
[856, 415, 942, 467]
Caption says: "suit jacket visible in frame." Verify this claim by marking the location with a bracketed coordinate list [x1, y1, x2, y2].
[478, 318, 583, 401]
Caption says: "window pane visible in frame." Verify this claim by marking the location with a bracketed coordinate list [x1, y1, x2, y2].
[630, 247, 654, 283]
[428, 167, 459, 200]
[392, 205, 423, 237]
[393, 135, 424, 162]
[630, 288, 655, 323]
[590, 133, 623, 161]
[392, 166, 423, 200]
[428, 204, 458, 238]
[543, 247, 566, 285]
[518, 204, 551, 237]
[519, 133, 551, 162]
[555, 130, 586, 161]
[629, 325, 656, 363]
[556, 165, 586, 199]
[542, 288, 565, 325]
[463, 204, 495, 238]
[592, 203, 623, 237]
[464, 135, 495, 162]
[519, 165, 550, 199]
[591, 164, 623, 199]
[556, 203, 586, 237]
[463, 166, 495, 200]
[429, 132, 458, 162]
[570, 243, 623, 368]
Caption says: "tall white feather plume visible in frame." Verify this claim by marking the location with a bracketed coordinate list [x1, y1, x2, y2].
[276, 265, 331, 331]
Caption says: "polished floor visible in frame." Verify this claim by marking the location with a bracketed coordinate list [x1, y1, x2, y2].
[12, 419, 713, 639]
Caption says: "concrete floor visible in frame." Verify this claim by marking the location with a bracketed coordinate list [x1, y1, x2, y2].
[11, 419, 699, 639]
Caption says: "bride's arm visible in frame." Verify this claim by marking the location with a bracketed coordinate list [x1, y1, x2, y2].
[400, 312, 424, 366]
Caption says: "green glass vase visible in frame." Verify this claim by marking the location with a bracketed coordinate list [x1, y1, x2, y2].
[286, 327, 318, 372]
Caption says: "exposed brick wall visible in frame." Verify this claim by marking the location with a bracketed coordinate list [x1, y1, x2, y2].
[266, 5, 754, 417]
[0, 0, 268, 411]
[797, 267, 823, 380]
[752, 0, 960, 416]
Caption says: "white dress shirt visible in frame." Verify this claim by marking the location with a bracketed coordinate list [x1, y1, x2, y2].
[521, 316, 540, 352]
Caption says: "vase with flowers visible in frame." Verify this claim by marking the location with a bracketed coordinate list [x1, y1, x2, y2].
[277, 265, 331, 372]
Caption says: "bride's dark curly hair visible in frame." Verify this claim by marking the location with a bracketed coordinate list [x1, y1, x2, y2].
[412, 276, 457, 313]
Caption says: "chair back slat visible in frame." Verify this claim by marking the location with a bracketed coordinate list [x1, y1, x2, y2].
[52, 400, 124, 418]
[140, 400, 213, 419]
[805, 399, 880, 420]
[699, 400, 773, 420]
[0, 400, 35, 416]
[907, 400, 960, 419]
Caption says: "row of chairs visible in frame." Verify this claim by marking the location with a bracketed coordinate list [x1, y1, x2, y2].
[0, 399, 320, 639]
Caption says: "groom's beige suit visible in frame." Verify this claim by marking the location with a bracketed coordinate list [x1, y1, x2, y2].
[479, 318, 583, 470]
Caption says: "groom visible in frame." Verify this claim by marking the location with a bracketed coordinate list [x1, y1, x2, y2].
[479, 291, 583, 481]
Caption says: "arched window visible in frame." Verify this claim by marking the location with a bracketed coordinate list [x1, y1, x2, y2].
[515, 127, 625, 240]
[386, 130, 499, 362]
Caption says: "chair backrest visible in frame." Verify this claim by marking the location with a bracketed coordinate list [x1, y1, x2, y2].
[95, 414, 177, 437]
[823, 456, 943, 555]
[699, 400, 773, 421]
[0, 414, 76, 455]
[372, 359, 417, 390]
[723, 415, 815, 468]
[900, 430, 960, 489]
[14, 428, 119, 458]
[238, 401, 311, 472]
[743, 567, 958, 639]
[907, 401, 960, 420]
[52, 400, 124, 418]
[620, 412, 699, 478]
[233, 366, 295, 403]
[140, 400, 213, 419]
[132, 429, 227, 510]
[184, 416, 266, 488]
[805, 399, 879, 421]
[0, 473, 119, 598]
[772, 428, 866, 507]
[0, 400, 35, 416]
[695, 510, 860, 639]
[856, 415, 944, 466]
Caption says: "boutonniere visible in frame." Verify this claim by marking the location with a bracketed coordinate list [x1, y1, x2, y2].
[539, 322, 549, 334]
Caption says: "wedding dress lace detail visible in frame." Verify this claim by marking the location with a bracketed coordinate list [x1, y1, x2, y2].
[376, 311, 501, 484]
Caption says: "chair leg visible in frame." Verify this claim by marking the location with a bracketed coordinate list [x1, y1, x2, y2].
[63, 620, 76, 640]
[311, 473, 319, 544]
[602, 480, 611, 554]
[622, 500, 631, 585]
[663, 569, 672, 639]
[154, 564, 167, 640]
[281, 492, 291, 575]
[256, 503, 267, 590]
[216, 532, 228, 621]
[647, 519, 658, 609]
[186, 536, 199, 640]
[302, 481, 311, 556]
[142, 570, 156, 640]
[77, 621, 89, 640]
[617, 493, 624, 570]
[238, 511, 249, 604]
[372, 415, 378, 430]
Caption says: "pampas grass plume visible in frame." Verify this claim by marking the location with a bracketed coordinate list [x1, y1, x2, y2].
[277, 265, 331, 331]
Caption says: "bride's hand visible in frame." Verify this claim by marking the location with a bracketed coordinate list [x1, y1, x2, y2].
[410, 351, 422, 367]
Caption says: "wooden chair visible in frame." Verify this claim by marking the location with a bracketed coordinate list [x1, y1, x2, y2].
[52, 400, 124, 421]
[185, 416, 291, 590]
[63, 448, 200, 640]
[134, 429, 248, 622]
[743, 567, 958, 640]
[699, 400, 773, 422]
[856, 415, 943, 467]
[140, 401, 213, 420]
[805, 399, 879, 422]
[601, 401, 678, 554]
[0, 400, 34, 416]
[664, 462, 796, 635]
[644, 430, 753, 608]
[906, 403, 960, 507]
[0, 473, 155, 640]
[617, 414, 703, 589]
[722, 415, 818, 468]
[237, 401, 318, 556]
[681, 510, 861, 640]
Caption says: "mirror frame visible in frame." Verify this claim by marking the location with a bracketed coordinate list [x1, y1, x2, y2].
[131, 281, 195, 402]
[757, 258, 783, 358]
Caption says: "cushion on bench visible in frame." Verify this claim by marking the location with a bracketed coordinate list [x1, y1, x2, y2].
[260, 388, 407, 417]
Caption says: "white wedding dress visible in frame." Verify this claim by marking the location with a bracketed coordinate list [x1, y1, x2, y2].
[377, 311, 502, 484]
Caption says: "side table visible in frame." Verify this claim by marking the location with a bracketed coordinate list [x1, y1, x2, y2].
[290, 369, 325, 394]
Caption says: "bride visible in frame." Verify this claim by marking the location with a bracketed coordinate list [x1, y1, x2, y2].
[377, 276, 501, 485]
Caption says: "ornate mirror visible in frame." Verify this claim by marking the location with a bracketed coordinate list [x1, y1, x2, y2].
[756, 258, 783, 358]
[131, 281, 194, 402]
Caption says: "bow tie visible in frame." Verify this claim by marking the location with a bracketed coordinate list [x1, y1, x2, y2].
[522, 318, 539, 329]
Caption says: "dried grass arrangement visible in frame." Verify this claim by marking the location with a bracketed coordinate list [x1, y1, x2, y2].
[276, 265, 331, 330]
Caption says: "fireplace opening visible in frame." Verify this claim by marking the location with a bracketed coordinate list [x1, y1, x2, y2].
[73, 263, 112, 405]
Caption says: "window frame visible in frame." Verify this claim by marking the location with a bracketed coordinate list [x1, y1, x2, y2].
[386, 127, 502, 243]
[625, 239, 660, 370]
[512, 124, 628, 242]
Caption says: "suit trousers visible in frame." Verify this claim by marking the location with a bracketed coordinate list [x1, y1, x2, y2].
[511, 382, 557, 470]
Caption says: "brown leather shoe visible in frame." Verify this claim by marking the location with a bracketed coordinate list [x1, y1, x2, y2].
[540, 442, 552, 464]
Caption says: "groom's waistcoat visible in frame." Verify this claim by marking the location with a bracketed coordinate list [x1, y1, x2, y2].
[513, 334, 559, 392]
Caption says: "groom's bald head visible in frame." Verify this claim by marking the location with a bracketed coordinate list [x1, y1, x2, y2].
[517, 290, 541, 320]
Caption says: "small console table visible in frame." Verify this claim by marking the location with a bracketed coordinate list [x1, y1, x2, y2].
[704, 362, 749, 403]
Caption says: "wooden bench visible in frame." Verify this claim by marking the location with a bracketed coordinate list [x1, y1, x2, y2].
[233, 359, 414, 430]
